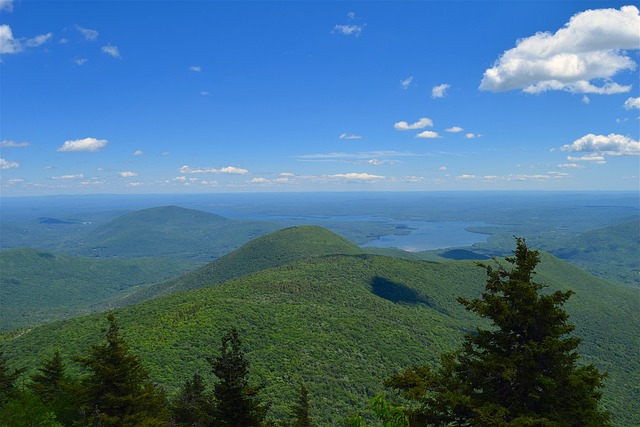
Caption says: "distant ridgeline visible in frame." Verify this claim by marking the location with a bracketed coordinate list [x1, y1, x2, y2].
[1, 226, 638, 425]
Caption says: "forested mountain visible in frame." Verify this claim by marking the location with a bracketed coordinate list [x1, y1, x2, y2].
[72, 205, 282, 261]
[2, 227, 637, 425]
[549, 220, 640, 286]
[0, 248, 199, 331]
[115, 225, 365, 305]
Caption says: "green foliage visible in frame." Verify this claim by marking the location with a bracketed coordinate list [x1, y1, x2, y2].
[0, 351, 24, 403]
[288, 381, 313, 427]
[0, 248, 199, 331]
[1, 229, 638, 425]
[209, 328, 269, 427]
[73, 313, 168, 426]
[170, 373, 213, 426]
[386, 238, 610, 426]
[120, 225, 365, 305]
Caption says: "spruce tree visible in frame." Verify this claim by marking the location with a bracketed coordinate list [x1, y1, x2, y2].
[289, 380, 313, 427]
[29, 350, 67, 404]
[386, 238, 610, 426]
[208, 328, 268, 427]
[74, 313, 168, 426]
[0, 351, 24, 403]
[171, 373, 213, 426]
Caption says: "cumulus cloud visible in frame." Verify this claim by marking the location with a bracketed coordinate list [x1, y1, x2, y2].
[133, 150, 144, 155]
[57, 137, 108, 152]
[0, 158, 19, 169]
[0, 0, 13, 12]
[558, 163, 585, 169]
[416, 130, 441, 139]
[101, 44, 121, 58]
[127, 182, 142, 187]
[394, 117, 433, 130]
[445, 126, 464, 133]
[582, 95, 591, 104]
[189, 65, 201, 72]
[400, 76, 414, 89]
[0, 25, 20, 54]
[465, 133, 480, 139]
[119, 171, 138, 177]
[179, 165, 249, 174]
[431, 83, 450, 98]
[76, 25, 98, 41]
[330, 172, 384, 182]
[624, 97, 640, 109]
[566, 154, 607, 164]
[1, 140, 30, 147]
[560, 133, 639, 156]
[333, 24, 365, 37]
[339, 133, 362, 140]
[480, 5, 640, 94]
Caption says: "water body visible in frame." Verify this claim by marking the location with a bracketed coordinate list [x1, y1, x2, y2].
[361, 220, 493, 252]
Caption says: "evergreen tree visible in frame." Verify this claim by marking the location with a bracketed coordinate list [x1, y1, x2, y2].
[74, 313, 168, 426]
[29, 350, 77, 424]
[288, 380, 313, 427]
[0, 350, 24, 403]
[386, 238, 610, 426]
[170, 372, 213, 426]
[208, 328, 268, 427]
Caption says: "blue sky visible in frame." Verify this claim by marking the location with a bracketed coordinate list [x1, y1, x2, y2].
[1, 1, 638, 195]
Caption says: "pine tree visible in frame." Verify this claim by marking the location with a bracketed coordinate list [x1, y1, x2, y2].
[0, 351, 24, 403]
[29, 350, 67, 404]
[289, 380, 313, 427]
[171, 373, 213, 426]
[208, 328, 268, 427]
[385, 238, 610, 426]
[74, 313, 168, 426]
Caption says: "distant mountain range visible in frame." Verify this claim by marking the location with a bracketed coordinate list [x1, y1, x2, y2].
[2, 225, 638, 425]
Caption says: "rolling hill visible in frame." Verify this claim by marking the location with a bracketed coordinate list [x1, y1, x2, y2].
[115, 225, 366, 305]
[548, 220, 640, 286]
[2, 227, 637, 425]
[72, 205, 282, 261]
[0, 248, 199, 331]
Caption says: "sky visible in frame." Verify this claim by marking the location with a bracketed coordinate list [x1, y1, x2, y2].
[1, 0, 639, 195]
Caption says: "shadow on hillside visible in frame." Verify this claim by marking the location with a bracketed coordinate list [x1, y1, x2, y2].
[370, 276, 433, 307]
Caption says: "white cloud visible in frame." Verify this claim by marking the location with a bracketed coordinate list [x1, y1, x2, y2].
[0, 158, 19, 169]
[0, 25, 20, 54]
[200, 91, 209, 96]
[394, 117, 433, 130]
[566, 154, 607, 164]
[133, 150, 144, 155]
[127, 182, 142, 187]
[416, 130, 441, 139]
[457, 173, 570, 182]
[333, 24, 364, 37]
[57, 137, 108, 152]
[1, 140, 30, 147]
[582, 95, 591, 104]
[0, 0, 13, 12]
[76, 25, 98, 41]
[119, 171, 138, 177]
[25, 32, 53, 47]
[101, 44, 121, 58]
[296, 150, 421, 162]
[560, 133, 639, 156]
[431, 83, 450, 98]
[330, 172, 384, 182]
[161, 151, 170, 156]
[52, 174, 84, 180]
[189, 65, 201, 72]
[480, 5, 640, 94]
[624, 97, 640, 109]
[339, 133, 362, 140]
[465, 133, 481, 139]
[445, 126, 464, 133]
[400, 76, 413, 89]
[178, 165, 249, 174]
[74, 58, 88, 66]
[558, 163, 585, 169]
